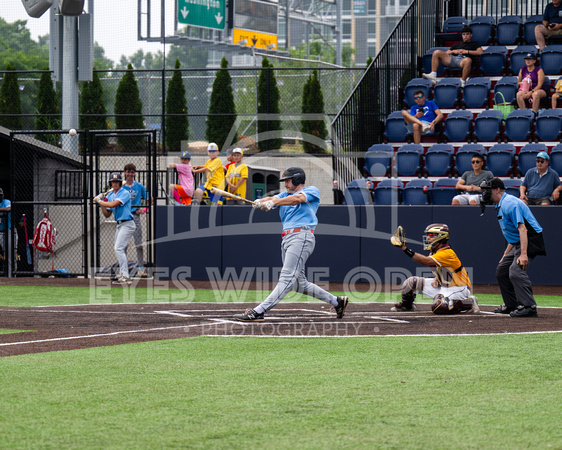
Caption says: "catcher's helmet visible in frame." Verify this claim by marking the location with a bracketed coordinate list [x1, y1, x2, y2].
[109, 172, 123, 184]
[279, 167, 306, 186]
[423, 223, 449, 252]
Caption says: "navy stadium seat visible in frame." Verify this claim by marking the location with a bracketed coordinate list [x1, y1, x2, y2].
[523, 15, 543, 45]
[503, 179, 523, 197]
[540, 45, 562, 75]
[496, 15, 522, 45]
[384, 111, 409, 142]
[395, 144, 424, 176]
[436, 16, 468, 45]
[480, 46, 508, 76]
[373, 179, 403, 204]
[518, 143, 548, 175]
[510, 45, 538, 74]
[455, 144, 486, 175]
[444, 110, 473, 142]
[403, 179, 432, 205]
[364, 144, 393, 176]
[504, 109, 534, 141]
[404, 78, 434, 107]
[494, 76, 518, 104]
[429, 178, 460, 205]
[433, 78, 462, 108]
[344, 179, 374, 205]
[474, 109, 504, 142]
[425, 144, 454, 176]
[549, 143, 562, 174]
[535, 109, 562, 141]
[462, 77, 492, 108]
[469, 16, 495, 45]
[486, 143, 516, 176]
[422, 47, 449, 76]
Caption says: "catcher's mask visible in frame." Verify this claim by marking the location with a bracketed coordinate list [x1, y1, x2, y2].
[109, 172, 123, 185]
[423, 223, 450, 251]
[279, 167, 306, 186]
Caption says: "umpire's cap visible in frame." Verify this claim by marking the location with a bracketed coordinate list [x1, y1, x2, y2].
[279, 167, 306, 186]
[481, 177, 505, 190]
[109, 172, 123, 184]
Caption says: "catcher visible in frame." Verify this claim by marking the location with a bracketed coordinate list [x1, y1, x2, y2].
[390, 224, 479, 314]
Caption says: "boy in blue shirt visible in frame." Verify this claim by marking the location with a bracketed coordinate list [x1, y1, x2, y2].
[401, 90, 443, 144]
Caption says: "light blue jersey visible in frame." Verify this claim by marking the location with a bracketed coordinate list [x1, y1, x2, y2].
[123, 181, 149, 212]
[276, 186, 320, 231]
[107, 188, 133, 222]
[0, 198, 11, 230]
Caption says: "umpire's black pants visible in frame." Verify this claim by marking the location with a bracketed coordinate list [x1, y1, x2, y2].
[496, 244, 536, 309]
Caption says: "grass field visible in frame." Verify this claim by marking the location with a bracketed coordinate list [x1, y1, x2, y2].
[1, 285, 561, 449]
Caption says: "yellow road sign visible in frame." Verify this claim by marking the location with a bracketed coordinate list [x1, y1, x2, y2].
[233, 28, 277, 50]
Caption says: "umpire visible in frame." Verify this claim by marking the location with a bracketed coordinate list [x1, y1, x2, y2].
[480, 178, 546, 317]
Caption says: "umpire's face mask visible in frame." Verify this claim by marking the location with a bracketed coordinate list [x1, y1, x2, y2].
[480, 188, 492, 216]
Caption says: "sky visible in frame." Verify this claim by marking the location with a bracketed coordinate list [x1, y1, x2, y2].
[2, 0, 173, 64]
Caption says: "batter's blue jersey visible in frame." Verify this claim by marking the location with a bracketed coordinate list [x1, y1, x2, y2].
[107, 188, 134, 222]
[276, 186, 320, 231]
[496, 192, 542, 244]
[123, 181, 149, 212]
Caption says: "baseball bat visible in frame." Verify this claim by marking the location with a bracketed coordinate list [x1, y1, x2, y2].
[210, 187, 255, 205]
[93, 188, 113, 202]
[23, 214, 32, 265]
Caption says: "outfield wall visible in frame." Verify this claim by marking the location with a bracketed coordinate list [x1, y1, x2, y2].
[155, 205, 561, 286]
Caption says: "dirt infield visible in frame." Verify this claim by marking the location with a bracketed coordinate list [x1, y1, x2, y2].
[1, 301, 561, 357]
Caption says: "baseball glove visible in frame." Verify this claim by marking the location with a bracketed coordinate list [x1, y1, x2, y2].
[390, 226, 406, 247]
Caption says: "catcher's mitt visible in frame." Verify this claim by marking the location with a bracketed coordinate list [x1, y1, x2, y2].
[390, 226, 406, 247]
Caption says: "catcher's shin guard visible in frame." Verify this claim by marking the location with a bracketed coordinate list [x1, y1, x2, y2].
[392, 277, 424, 311]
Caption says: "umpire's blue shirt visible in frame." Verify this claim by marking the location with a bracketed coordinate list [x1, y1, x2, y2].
[496, 192, 542, 244]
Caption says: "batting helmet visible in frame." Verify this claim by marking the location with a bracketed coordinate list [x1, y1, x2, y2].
[423, 223, 449, 252]
[279, 167, 306, 186]
[109, 172, 123, 184]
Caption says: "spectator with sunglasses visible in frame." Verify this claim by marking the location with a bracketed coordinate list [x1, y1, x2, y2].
[401, 90, 443, 144]
[520, 152, 562, 205]
[452, 153, 493, 205]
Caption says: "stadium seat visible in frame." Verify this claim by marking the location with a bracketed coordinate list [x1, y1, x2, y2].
[535, 109, 562, 141]
[509, 45, 538, 74]
[433, 78, 462, 108]
[422, 47, 449, 76]
[518, 143, 548, 175]
[429, 178, 460, 205]
[384, 111, 409, 142]
[344, 179, 374, 205]
[503, 178, 523, 197]
[486, 143, 516, 176]
[540, 45, 562, 75]
[523, 15, 544, 45]
[436, 16, 468, 45]
[469, 16, 495, 45]
[494, 76, 519, 104]
[403, 179, 432, 205]
[549, 143, 562, 174]
[474, 109, 504, 142]
[364, 144, 393, 176]
[504, 109, 534, 141]
[444, 110, 473, 142]
[404, 78, 434, 107]
[455, 143, 486, 175]
[395, 144, 424, 176]
[373, 179, 403, 204]
[425, 144, 454, 176]
[480, 46, 508, 76]
[496, 15, 522, 45]
[462, 77, 492, 108]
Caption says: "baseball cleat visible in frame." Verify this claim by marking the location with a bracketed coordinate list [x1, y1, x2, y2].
[112, 275, 132, 285]
[234, 309, 265, 322]
[391, 301, 416, 312]
[509, 305, 538, 318]
[467, 295, 480, 313]
[334, 296, 349, 319]
[494, 304, 515, 314]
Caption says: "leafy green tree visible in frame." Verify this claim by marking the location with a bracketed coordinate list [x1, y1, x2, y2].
[114, 64, 145, 150]
[0, 18, 49, 70]
[301, 70, 328, 153]
[257, 57, 282, 151]
[206, 57, 236, 149]
[165, 59, 189, 151]
[0, 63, 23, 130]
[93, 43, 114, 71]
[35, 68, 60, 144]
[80, 69, 108, 148]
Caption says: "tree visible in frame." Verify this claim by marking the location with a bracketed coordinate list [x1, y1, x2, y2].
[165, 59, 189, 151]
[0, 63, 23, 130]
[114, 64, 145, 150]
[206, 57, 236, 149]
[257, 57, 282, 151]
[0, 18, 49, 70]
[301, 70, 328, 153]
[80, 69, 108, 148]
[35, 67, 60, 145]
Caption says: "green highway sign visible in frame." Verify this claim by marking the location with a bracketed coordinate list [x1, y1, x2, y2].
[177, 0, 226, 30]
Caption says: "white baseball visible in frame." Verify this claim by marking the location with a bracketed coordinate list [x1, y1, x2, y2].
[69, 129, 77, 136]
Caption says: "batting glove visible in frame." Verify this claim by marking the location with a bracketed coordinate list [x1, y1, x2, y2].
[252, 200, 262, 210]
[263, 200, 275, 211]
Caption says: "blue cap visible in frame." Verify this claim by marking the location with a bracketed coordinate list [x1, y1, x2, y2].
[536, 151, 549, 160]
[180, 150, 191, 159]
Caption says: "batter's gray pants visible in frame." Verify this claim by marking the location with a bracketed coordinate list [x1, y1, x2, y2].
[496, 244, 536, 309]
[257, 231, 336, 313]
[115, 220, 136, 278]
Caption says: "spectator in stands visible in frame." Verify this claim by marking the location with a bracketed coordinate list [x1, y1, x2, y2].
[516, 53, 547, 114]
[401, 90, 443, 144]
[552, 77, 562, 109]
[520, 151, 562, 205]
[535, 0, 562, 51]
[422, 26, 483, 88]
[452, 153, 494, 205]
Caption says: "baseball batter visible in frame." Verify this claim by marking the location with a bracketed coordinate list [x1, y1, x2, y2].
[233, 167, 348, 321]
[391, 224, 479, 314]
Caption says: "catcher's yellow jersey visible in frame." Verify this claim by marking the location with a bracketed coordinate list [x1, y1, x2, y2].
[226, 162, 248, 198]
[429, 246, 471, 289]
[204, 157, 225, 190]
